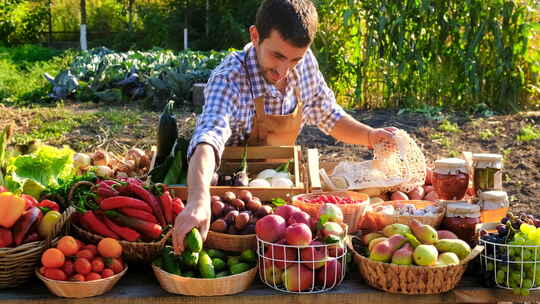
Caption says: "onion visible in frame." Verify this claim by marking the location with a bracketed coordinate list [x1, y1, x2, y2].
[73, 153, 91, 168]
[256, 169, 277, 180]
[92, 150, 110, 166]
[271, 176, 294, 187]
[95, 165, 113, 178]
[248, 179, 271, 187]
[127, 148, 145, 169]
[272, 172, 291, 180]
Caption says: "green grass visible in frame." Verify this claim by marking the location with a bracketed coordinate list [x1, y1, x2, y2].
[438, 119, 460, 133]
[479, 129, 494, 140]
[517, 124, 540, 142]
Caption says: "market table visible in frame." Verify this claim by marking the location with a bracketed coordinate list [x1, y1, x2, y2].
[1, 265, 538, 304]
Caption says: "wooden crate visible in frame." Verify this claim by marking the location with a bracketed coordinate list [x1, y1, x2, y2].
[306, 148, 384, 197]
[169, 145, 307, 202]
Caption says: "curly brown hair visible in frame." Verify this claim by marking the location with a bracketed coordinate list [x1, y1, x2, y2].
[255, 0, 318, 48]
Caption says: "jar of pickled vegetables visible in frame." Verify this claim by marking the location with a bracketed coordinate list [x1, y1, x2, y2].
[433, 158, 469, 200]
[478, 190, 508, 223]
[472, 153, 503, 196]
[441, 202, 480, 245]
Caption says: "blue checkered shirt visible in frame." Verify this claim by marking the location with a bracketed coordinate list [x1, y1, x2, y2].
[187, 43, 345, 163]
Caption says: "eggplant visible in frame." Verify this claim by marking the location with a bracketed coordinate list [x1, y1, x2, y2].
[232, 146, 249, 186]
[155, 100, 178, 167]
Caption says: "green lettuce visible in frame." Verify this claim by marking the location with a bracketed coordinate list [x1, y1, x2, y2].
[6, 145, 75, 198]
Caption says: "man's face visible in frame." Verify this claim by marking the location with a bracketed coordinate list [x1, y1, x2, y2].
[250, 26, 309, 85]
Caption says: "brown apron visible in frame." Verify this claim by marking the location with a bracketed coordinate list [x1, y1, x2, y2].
[239, 48, 304, 146]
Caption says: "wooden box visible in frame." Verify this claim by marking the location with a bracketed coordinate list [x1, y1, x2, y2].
[170, 145, 306, 202]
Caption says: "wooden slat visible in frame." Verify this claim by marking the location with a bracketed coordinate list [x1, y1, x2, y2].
[222, 146, 296, 160]
[170, 186, 303, 202]
[307, 148, 321, 192]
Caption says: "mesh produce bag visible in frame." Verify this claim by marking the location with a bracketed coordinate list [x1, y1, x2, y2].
[320, 129, 426, 193]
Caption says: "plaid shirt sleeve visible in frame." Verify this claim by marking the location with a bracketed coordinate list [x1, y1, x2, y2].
[187, 73, 237, 166]
[301, 50, 345, 135]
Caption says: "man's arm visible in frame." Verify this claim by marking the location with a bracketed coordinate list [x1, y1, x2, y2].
[329, 114, 373, 147]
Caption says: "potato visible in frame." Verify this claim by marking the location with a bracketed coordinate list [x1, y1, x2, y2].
[222, 191, 236, 202]
[211, 200, 225, 217]
[224, 210, 239, 224]
[231, 198, 246, 210]
[425, 167, 433, 185]
[238, 190, 253, 202]
[234, 212, 250, 230]
[424, 191, 439, 202]
[246, 199, 262, 212]
[408, 186, 425, 200]
[391, 191, 409, 201]
[255, 205, 273, 218]
[210, 219, 228, 233]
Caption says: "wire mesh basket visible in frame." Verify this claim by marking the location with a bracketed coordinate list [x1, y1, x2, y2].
[256, 237, 346, 293]
[479, 237, 540, 294]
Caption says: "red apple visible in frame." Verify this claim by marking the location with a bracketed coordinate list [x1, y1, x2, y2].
[321, 222, 345, 240]
[287, 211, 311, 227]
[285, 223, 312, 246]
[282, 263, 314, 292]
[275, 205, 301, 221]
[256, 214, 286, 242]
[300, 241, 327, 269]
[318, 203, 343, 223]
[261, 263, 284, 285]
[263, 240, 297, 270]
[316, 259, 342, 287]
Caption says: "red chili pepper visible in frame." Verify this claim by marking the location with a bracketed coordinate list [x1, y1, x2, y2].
[81, 210, 119, 239]
[12, 207, 41, 246]
[100, 196, 153, 213]
[171, 198, 184, 217]
[102, 216, 140, 242]
[95, 181, 120, 198]
[127, 184, 166, 227]
[159, 191, 174, 225]
[118, 208, 158, 224]
[104, 210, 162, 240]
[21, 194, 38, 210]
[37, 200, 60, 212]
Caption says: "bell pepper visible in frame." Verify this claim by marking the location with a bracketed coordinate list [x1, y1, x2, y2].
[0, 194, 26, 229]
[21, 194, 38, 210]
[0, 228, 12, 247]
[36, 199, 60, 213]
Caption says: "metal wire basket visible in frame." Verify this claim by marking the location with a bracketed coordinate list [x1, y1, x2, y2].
[256, 237, 347, 294]
[479, 237, 540, 292]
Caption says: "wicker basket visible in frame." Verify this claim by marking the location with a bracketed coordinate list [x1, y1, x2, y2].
[292, 191, 370, 233]
[361, 200, 444, 232]
[205, 231, 257, 252]
[0, 207, 74, 289]
[152, 263, 258, 296]
[36, 266, 128, 298]
[72, 223, 171, 263]
[347, 236, 483, 294]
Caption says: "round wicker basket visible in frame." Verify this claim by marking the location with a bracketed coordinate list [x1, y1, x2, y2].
[0, 207, 74, 289]
[347, 236, 483, 294]
[152, 263, 258, 296]
[36, 266, 128, 298]
[292, 191, 370, 233]
[72, 223, 171, 263]
[361, 200, 444, 232]
[205, 231, 257, 252]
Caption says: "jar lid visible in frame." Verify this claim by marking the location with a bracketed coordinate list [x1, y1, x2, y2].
[472, 153, 502, 162]
[446, 202, 480, 218]
[479, 191, 509, 209]
[434, 158, 468, 172]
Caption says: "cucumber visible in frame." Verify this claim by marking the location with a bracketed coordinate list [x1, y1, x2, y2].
[207, 249, 226, 259]
[162, 246, 181, 275]
[182, 250, 199, 268]
[216, 270, 230, 277]
[230, 263, 251, 275]
[240, 249, 257, 265]
[227, 256, 241, 269]
[185, 228, 203, 252]
[212, 258, 226, 271]
[198, 251, 216, 278]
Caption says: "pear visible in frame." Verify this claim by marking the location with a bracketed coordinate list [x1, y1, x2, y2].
[434, 239, 471, 260]
[362, 232, 384, 245]
[413, 244, 438, 266]
[369, 234, 407, 262]
[409, 219, 438, 245]
[382, 223, 412, 237]
[391, 243, 413, 265]
[368, 237, 388, 251]
[437, 252, 460, 266]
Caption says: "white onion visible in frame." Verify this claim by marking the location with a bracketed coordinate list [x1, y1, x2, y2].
[271, 177, 294, 187]
[256, 169, 277, 180]
[73, 153, 91, 168]
[95, 165, 113, 178]
[272, 172, 291, 180]
[249, 179, 271, 187]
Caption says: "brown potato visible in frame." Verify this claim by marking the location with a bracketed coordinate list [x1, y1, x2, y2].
[235, 212, 250, 230]
[222, 191, 236, 202]
[231, 198, 246, 210]
[246, 199, 262, 212]
[210, 219, 228, 233]
[224, 210, 239, 224]
[255, 205, 273, 218]
[238, 190, 253, 202]
[211, 200, 225, 217]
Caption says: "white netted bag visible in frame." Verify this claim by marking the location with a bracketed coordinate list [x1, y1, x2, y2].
[320, 129, 426, 193]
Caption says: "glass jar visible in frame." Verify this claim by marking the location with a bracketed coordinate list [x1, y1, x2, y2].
[478, 191, 509, 223]
[441, 202, 481, 245]
[472, 153, 503, 196]
[433, 158, 470, 200]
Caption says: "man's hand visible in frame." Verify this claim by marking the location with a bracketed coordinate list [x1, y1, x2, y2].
[368, 127, 398, 149]
[172, 201, 211, 254]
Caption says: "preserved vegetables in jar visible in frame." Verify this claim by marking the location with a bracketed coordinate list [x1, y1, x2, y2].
[441, 202, 480, 245]
[472, 153, 503, 196]
[433, 158, 469, 200]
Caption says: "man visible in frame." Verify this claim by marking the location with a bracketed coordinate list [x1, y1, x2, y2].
[172, 0, 396, 253]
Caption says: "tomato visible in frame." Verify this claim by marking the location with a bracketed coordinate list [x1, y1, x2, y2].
[37, 210, 62, 238]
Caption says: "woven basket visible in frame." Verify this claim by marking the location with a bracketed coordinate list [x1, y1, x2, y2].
[205, 231, 257, 252]
[361, 200, 444, 232]
[36, 266, 127, 298]
[292, 191, 370, 233]
[0, 207, 74, 289]
[72, 224, 171, 263]
[347, 237, 483, 294]
[152, 263, 257, 296]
